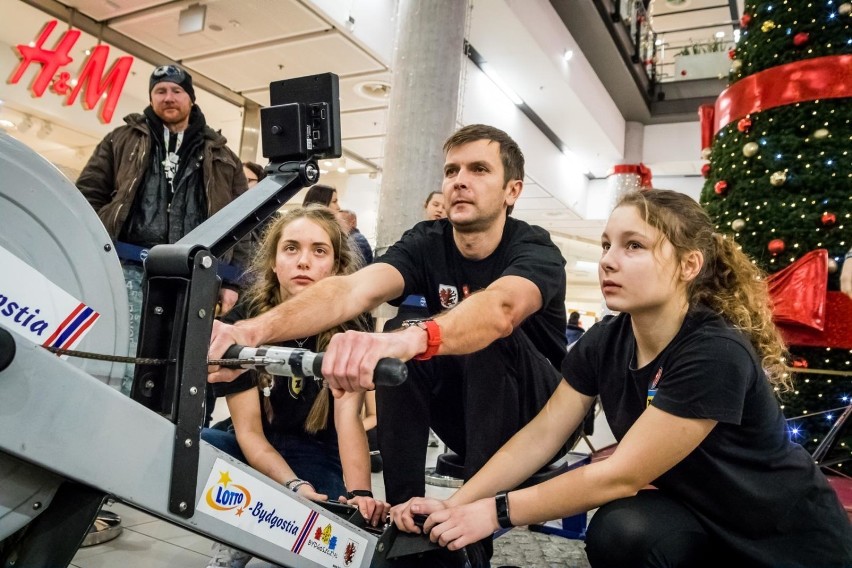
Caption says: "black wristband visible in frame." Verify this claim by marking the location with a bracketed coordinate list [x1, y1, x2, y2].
[495, 492, 512, 529]
[346, 489, 373, 499]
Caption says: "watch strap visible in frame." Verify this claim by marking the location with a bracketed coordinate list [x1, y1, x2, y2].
[402, 319, 442, 361]
[495, 491, 512, 529]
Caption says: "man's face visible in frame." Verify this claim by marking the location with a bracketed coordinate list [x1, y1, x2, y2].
[442, 139, 521, 233]
[150, 82, 192, 130]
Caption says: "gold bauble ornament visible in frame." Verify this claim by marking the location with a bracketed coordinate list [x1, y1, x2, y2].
[731, 218, 746, 231]
[770, 170, 787, 186]
[813, 128, 830, 139]
[731, 59, 743, 71]
[828, 259, 838, 274]
[743, 142, 759, 157]
[761, 20, 776, 32]
[700, 147, 712, 160]
[838, 3, 851, 16]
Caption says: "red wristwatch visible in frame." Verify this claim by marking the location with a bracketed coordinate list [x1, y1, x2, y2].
[402, 319, 442, 361]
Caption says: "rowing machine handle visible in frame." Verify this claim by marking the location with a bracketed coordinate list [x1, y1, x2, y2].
[221, 345, 408, 387]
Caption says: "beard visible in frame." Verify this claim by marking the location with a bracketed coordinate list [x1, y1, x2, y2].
[449, 206, 502, 234]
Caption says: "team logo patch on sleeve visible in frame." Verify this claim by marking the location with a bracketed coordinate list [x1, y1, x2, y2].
[438, 284, 458, 308]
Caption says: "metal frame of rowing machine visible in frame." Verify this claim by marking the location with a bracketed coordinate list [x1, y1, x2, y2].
[0, 158, 393, 567]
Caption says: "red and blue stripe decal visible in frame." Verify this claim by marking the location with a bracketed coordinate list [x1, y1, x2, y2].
[42, 303, 100, 350]
[292, 510, 319, 554]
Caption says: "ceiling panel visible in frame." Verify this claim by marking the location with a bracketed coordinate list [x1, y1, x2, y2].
[68, 0, 170, 21]
[340, 108, 387, 139]
[110, 0, 330, 60]
[339, 73, 392, 111]
[186, 32, 386, 93]
[341, 136, 384, 159]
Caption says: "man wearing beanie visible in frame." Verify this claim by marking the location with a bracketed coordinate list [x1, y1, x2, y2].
[77, 64, 250, 398]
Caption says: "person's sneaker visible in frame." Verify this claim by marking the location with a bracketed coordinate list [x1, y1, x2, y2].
[207, 542, 251, 568]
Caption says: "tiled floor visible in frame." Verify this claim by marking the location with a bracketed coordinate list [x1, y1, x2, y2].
[67, 401, 613, 567]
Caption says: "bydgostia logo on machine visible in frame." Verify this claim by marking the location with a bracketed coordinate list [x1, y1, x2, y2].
[205, 470, 252, 517]
[307, 522, 340, 559]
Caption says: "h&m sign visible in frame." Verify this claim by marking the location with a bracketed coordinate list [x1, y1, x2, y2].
[8, 20, 134, 123]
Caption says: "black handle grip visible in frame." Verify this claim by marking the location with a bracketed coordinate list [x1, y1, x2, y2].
[221, 344, 246, 367]
[312, 353, 408, 387]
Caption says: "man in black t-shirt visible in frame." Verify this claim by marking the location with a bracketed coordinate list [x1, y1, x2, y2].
[209, 124, 569, 506]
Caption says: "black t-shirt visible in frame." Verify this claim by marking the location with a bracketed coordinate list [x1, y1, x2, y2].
[378, 217, 567, 367]
[212, 304, 337, 447]
[564, 306, 852, 565]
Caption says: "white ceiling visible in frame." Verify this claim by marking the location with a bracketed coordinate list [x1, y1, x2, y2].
[0, 0, 736, 312]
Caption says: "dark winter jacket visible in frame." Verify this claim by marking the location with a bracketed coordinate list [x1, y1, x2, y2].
[76, 108, 250, 274]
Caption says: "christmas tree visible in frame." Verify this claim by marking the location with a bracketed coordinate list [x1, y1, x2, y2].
[700, 0, 852, 471]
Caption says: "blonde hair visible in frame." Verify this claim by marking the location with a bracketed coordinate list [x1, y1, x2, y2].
[242, 205, 368, 432]
[616, 189, 790, 391]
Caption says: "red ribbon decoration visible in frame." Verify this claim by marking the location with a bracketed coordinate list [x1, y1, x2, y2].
[766, 249, 852, 349]
[611, 164, 653, 188]
[698, 104, 715, 151]
[714, 54, 852, 133]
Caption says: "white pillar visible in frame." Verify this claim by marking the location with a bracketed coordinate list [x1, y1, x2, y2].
[375, 0, 469, 256]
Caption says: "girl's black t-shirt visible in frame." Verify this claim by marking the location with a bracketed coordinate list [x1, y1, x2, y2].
[564, 306, 852, 566]
[212, 303, 337, 446]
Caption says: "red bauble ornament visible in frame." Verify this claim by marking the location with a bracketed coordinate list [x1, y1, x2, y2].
[737, 117, 752, 132]
[740, 13, 752, 27]
[714, 180, 728, 195]
[821, 212, 837, 226]
[791, 357, 809, 368]
[701, 163, 711, 177]
[728, 48, 736, 60]
[793, 32, 810, 46]
[768, 239, 785, 255]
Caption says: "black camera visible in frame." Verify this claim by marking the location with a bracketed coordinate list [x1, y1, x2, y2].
[260, 73, 342, 163]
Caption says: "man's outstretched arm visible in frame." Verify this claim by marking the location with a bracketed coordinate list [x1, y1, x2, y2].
[208, 262, 405, 382]
[318, 274, 544, 393]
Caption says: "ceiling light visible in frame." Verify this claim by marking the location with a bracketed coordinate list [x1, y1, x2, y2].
[178, 3, 206, 35]
[0, 119, 15, 130]
[655, 38, 663, 46]
[479, 63, 523, 106]
[337, 167, 347, 173]
[714, 31, 725, 38]
[562, 49, 574, 62]
[356, 81, 391, 101]
[323, 160, 333, 167]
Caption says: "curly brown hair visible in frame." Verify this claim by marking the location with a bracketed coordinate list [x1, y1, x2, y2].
[617, 189, 791, 391]
[242, 205, 369, 432]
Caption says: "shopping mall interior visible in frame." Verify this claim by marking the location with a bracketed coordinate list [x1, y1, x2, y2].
[2, 0, 851, 566]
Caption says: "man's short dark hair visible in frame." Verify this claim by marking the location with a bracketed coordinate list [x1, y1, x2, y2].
[443, 124, 524, 215]
[568, 311, 581, 325]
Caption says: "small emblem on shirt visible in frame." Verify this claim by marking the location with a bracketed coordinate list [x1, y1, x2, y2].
[288, 375, 303, 399]
[647, 366, 663, 407]
[438, 284, 458, 308]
